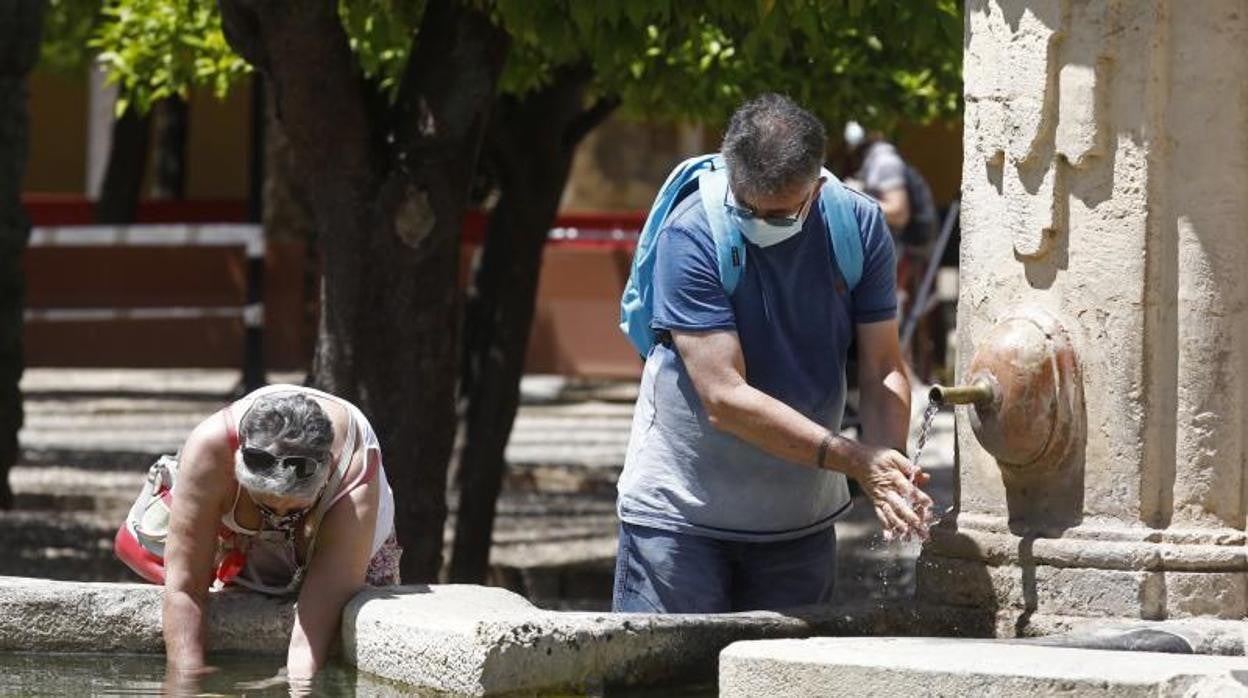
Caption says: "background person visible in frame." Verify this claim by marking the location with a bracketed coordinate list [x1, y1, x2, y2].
[844, 120, 942, 380]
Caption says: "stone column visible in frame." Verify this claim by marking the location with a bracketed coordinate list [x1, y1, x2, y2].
[919, 0, 1248, 634]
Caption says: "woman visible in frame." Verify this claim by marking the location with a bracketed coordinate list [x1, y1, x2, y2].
[114, 385, 400, 680]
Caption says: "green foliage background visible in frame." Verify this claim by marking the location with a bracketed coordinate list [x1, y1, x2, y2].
[45, 0, 961, 130]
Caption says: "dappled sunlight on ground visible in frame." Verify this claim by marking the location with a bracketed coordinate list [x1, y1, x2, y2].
[6, 369, 956, 612]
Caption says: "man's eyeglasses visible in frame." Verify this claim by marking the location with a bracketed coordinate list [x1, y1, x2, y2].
[241, 447, 324, 479]
[723, 185, 817, 227]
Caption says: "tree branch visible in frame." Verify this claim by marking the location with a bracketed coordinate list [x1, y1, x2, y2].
[393, 0, 508, 161]
[217, 0, 269, 73]
[564, 93, 620, 148]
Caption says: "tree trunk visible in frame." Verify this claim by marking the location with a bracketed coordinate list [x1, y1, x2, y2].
[0, 0, 47, 509]
[150, 96, 188, 200]
[94, 107, 151, 223]
[260, 79, 318, 376]
[220, 0, 506, 582]
[450, 69, 617, 583]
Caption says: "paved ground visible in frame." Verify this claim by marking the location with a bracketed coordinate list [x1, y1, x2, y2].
[5, 368, 956, 610]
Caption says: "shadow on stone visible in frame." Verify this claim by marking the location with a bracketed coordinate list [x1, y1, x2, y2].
[1014, 627, 1194, 654]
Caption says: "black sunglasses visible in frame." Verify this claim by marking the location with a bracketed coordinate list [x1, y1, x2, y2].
[241, 447, 324, 479]
[723, 181, 819, 227]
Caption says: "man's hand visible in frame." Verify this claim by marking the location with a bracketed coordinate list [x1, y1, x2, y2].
[852, 318, 925, 541]
[845, 443, 933, 541]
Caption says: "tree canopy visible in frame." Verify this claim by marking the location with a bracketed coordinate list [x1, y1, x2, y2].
[73, 0, 961, 129]
[37, 0, 98, 76]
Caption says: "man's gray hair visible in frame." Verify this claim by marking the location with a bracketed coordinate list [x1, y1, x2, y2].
[235, 392, 334, 501]
[721, 93, 827, 203]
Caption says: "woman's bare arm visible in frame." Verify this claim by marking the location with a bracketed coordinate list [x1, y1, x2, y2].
[162, 415, 233, 671]
[286, 449, 380, 678]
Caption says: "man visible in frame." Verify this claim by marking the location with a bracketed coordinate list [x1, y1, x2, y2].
[844, 120, 941, 377]
[843, 120, 913, 234]
[613, 94, 931, 614]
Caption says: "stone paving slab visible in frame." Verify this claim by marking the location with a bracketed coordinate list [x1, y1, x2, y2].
[16, 369, 638, 470]
[19, 368, 292, 396]
[719, 637, 1248, 698]
[17, 368, 953, 473]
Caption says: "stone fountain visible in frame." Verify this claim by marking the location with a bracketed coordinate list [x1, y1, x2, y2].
[919, 0, 1248, 635]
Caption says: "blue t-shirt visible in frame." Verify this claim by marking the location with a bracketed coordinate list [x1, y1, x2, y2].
[616, 186, 897, 542]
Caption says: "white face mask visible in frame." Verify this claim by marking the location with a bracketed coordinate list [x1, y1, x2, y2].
[726, 188, 816, 248]
[733, 213, 806, 247]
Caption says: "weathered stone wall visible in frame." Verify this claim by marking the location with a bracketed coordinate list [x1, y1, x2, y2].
[922, 0, 1248, 631]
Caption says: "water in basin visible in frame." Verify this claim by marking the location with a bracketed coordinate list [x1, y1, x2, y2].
[0, 651, 716, 696]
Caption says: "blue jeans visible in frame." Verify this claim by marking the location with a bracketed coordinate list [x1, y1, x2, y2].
[611, 521, 837, 613]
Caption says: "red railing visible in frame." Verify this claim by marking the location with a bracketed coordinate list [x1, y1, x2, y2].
[20, 195, 648, 376]
[22, 194, 250, 226]
[24, 195, 646, 248]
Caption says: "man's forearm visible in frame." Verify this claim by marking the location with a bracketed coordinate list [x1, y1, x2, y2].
[705, 382, 865, 477]
[859, 365, 911, 453]
[881, 201, 907, 230]
[878, 188, 910, 230]
[163, 589, 207, 669]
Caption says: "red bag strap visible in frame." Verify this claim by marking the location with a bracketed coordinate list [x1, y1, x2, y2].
[222, 407, 240, 451]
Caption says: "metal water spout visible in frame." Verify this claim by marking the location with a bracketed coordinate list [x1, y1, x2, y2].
[930, 378, 996, 407]
[931, 308, 1082, 471]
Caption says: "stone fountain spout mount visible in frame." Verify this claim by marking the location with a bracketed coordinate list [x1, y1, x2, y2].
[932, 308, 1082, 473]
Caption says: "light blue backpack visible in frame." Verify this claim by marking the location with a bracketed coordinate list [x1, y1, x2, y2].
[619, 153, 865, 357]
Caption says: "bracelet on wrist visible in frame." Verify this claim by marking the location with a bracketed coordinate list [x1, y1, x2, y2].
[816, 433, 835, 469]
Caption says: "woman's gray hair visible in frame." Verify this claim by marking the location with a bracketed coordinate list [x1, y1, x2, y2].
[722, 93, 827, 203]
[235, 392, 334, 501]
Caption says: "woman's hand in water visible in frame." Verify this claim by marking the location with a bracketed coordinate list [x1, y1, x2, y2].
[162, 662, 216, 697]
[847, 444, 933, 541]
[235, 667, 314, 697]
[235, 668, 289, 691]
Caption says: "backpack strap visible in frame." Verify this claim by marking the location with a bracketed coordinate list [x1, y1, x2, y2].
[619, 154, 723, 356]
[619, 153, 865, 357]
[699, 162, 861, 296]
[817, 169, 864, 291]
[696, 159, 746, 296]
